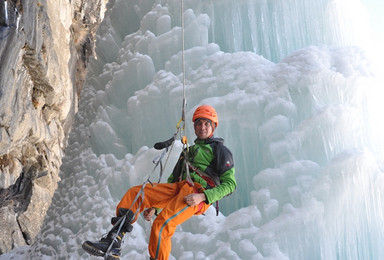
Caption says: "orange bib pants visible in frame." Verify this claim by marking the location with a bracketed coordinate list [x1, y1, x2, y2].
[116, 180, 210, 260]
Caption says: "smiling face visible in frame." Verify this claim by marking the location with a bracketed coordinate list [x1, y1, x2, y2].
[194, 118, 214, 140]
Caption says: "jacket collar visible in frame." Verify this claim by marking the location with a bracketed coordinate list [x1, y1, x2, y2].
[194, 136, 224, 145]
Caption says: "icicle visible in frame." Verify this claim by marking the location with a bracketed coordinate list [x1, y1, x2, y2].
[4, 0, 8, 26]
[15, 3, 20, 30]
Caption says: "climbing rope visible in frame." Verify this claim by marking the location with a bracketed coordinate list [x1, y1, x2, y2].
[179, 0, 194, 187]
[181, 0, 187, 120]
[127, 0, 189, 215]
[180, 0, 187, 136]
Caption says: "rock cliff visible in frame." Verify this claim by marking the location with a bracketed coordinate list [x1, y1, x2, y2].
[0, 0, 107, 254]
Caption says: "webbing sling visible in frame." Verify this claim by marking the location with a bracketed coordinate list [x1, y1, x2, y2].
[130, 129, 180, 218]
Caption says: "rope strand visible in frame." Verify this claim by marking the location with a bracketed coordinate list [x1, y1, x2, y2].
[179, 0, 194, 186]
[181, 0, 187, 131]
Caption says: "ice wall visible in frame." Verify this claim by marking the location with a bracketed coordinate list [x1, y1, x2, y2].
[93, 0, 370, 62]
[4, 0, 383, 259]
[85, 0, 377, 214]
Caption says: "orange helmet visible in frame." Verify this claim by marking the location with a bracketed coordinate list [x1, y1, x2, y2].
[192, 105, 219, 127]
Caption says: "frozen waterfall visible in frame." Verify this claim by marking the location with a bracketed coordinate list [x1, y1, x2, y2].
[2, 0, 384, 259]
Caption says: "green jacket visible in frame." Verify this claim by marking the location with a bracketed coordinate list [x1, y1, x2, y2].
[167, 136, 236, 204]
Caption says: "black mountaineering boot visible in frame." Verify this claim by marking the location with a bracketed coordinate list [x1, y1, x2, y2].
[82, 229, 124, 259]
[82, 209, 134, 259]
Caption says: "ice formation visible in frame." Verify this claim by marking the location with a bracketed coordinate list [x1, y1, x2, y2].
[2, 0, 384, 259]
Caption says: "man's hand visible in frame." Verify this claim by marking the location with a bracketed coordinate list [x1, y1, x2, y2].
[143, 208, 156, 221]
[184, 193, 206, 206]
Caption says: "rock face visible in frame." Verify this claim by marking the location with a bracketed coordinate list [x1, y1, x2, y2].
[0, 0, 107, 254]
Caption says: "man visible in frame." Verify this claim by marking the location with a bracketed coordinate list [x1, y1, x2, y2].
[82, 105, 236, 260]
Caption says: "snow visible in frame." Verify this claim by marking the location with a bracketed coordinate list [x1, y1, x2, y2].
[3, 0, 384, 259]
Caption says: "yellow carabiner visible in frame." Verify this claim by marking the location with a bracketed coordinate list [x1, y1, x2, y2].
[176, 118, 185, 130]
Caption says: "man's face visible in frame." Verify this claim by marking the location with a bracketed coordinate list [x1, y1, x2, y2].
[194, 119, 213, 139]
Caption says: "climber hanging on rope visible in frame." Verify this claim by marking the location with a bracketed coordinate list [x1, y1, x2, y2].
[82, 105, 236, 260]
